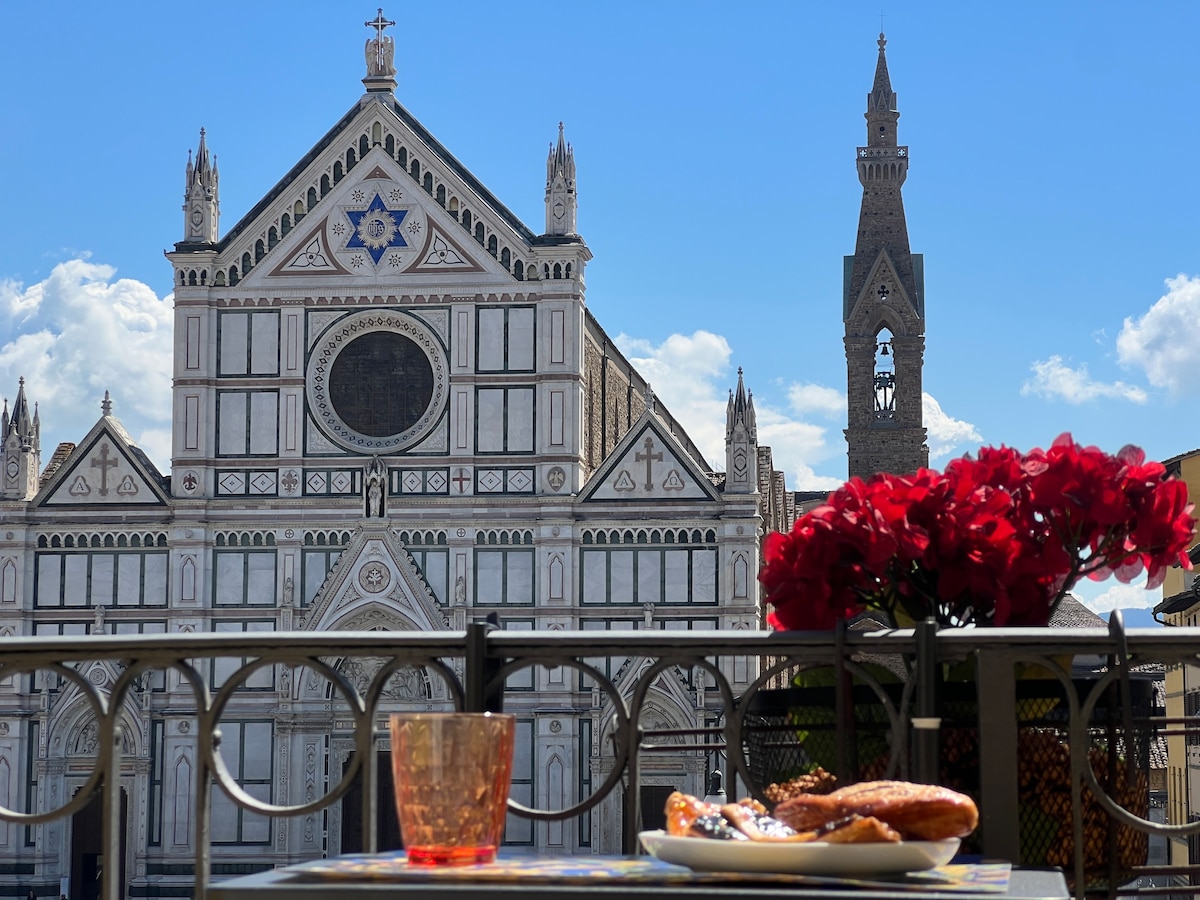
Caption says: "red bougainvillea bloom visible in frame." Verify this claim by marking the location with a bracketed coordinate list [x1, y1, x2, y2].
[758, 434, 1196, 630]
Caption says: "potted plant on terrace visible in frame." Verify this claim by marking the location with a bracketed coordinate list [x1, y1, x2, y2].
[753, 433, 1195, 883]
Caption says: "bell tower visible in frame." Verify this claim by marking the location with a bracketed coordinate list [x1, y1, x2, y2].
[843, 34, 928, 479]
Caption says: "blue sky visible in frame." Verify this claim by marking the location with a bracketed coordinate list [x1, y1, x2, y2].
[3, 1, 1199, 620]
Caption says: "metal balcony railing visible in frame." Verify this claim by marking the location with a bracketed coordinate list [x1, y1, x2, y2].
[1, 618, 1199, 900]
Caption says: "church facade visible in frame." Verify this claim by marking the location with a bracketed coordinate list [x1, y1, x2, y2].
[0, 13, 796, 899]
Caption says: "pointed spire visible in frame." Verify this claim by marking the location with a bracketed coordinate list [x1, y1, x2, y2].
[871, 33, 895, 102]
[544, 121, 577, 236]
[181, 128, 220, 244]
[727, 368, 756, 441]
[724, 368, 758, 493]
[1, 377, 40, 499]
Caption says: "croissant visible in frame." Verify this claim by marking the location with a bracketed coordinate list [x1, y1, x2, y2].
[772, 780, 978, 841]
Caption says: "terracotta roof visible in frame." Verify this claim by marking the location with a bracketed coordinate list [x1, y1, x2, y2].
[1049, 593, 1107, 628]
[39, 441, 75, 487]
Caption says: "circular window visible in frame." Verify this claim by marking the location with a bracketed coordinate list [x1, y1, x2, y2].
[329, 332, 434, 436]
[307, 311, 447, 453]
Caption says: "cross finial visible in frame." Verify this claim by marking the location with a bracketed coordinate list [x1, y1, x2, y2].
[366, 8, 395, 40]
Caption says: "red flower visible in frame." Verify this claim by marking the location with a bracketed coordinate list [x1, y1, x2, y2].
[759, 434, 1196, 630]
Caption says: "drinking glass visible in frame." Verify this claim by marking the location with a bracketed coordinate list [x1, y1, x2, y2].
[389, 712, 515, 866]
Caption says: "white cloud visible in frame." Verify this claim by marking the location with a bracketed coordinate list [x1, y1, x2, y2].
[923, 394, 982, 463]
[1117, 274, 1200, 396]
[1074, 577, 1160, 615]
[615, 330, 732, 470]
[0, 259, 174, 470]
[1020, 355, 1148, 404]
[615, 330, 847, 490]
[787, 383, 844, 418]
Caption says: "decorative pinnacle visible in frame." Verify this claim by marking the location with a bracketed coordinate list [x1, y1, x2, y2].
[101, 390, 112, 417]
[878, 32, 886, 50]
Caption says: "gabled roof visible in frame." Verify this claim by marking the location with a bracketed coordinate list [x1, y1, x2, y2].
[195, 95, 538, 263]
[579, 413, 721, 504]
[35, 416, 168, 508]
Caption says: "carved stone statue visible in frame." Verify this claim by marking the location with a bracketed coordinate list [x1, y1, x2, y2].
[365, 455, 386, 517]
[363, 9, 397, 78]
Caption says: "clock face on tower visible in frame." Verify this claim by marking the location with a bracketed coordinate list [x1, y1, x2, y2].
[307, 311, 448, 453]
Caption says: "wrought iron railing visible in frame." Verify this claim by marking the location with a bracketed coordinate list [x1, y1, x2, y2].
[1, 618, 1199, 899]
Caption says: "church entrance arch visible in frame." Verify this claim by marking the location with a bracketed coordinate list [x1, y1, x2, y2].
[68, 787, 127, 900]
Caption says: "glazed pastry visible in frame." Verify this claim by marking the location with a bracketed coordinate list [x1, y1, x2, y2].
[773, 780, 978, 841]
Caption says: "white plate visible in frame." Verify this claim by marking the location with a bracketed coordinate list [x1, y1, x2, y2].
[639, 830, 960, 876]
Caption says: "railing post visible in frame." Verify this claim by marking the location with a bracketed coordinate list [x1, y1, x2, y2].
[102, 723, 121, 900]
[913, 618, 940, 784]
[976, 647, 1020, 863]
[465, 614, 502, 713]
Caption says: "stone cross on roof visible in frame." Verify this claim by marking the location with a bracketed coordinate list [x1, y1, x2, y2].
[364, 8, 396, 79]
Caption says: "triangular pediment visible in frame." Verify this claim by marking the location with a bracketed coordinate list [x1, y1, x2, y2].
[580, 416, 720, 503]
[300, 526, 445, 632]
[36, 417, 168, 508]
[845, 248, 921, 334]
[211, 96, 536, 290]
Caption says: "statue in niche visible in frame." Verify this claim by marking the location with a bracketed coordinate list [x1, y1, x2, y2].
[92, 605, 106, 634]
[453, 574, 466, 606]
[365, 456, 386, 517]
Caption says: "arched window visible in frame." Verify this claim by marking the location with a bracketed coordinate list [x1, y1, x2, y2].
[187, 270, 197, 286]
[359, 134, 370, 157]
[398, 146, 408, 167]
[513, 261, 524, 281]
[553, 263, 562, 279]
[410, 159, 421, 180]
[215, 270, 226, 287]
[462, 209, 472, 230]
[436, 185, 446, 207]
[281, 213, 291, 236]
[500, 248, 510, 270]
[346, 148, 356, 169]
[423, 172, 433, 195]
[565, 263, 572, 278]
[294, 200, 306, 221]
[242, 251, 252, 272]
[385, 134, 395, 155]
[229, 266, 239, 286]
[873, 326, 896, 419]
[487, 236, 498, 258]
[306, 187, 318, 211]
[474, 223, 485, 245]
[448, 197, 459, 220]
[333, 161, 344, 184]
[321, 174, 331, 197]
[255, 239, 265, 262]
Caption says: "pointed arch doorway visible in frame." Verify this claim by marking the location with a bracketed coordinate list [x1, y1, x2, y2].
[69, 787, 127, 900]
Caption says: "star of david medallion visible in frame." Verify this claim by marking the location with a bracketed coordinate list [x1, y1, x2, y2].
[345, 193, 409, 265]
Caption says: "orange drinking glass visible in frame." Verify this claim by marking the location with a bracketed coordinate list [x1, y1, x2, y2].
[389, 712, 516, 866]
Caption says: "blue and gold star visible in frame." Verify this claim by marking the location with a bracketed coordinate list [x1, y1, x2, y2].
[345, 193, 409, 265]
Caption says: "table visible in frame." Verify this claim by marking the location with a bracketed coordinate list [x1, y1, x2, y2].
[207, 854, 1070, 900]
